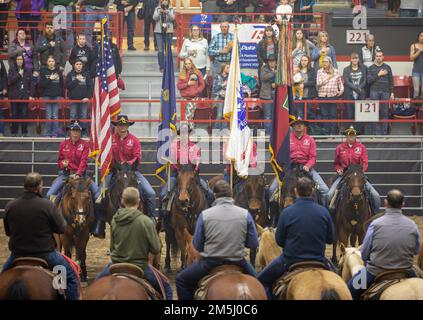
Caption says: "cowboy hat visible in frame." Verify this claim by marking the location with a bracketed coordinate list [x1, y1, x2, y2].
[344, 125, 359, 136]
[111, 114, 135, 126]
[67, 119, 83, 131]
[289, 115, 309, 126]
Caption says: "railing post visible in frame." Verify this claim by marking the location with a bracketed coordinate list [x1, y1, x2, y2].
[148, 83, 152, 137]
[31, 140, 35, 173]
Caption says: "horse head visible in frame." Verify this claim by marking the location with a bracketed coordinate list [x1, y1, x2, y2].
[110, 163, 138, 208]
[338, 244, 364, 282]
[65, 176, 92, 231]
[343, 165, 366, 208]
[176, 164, 197, 210]
[245, 174, 267, 218]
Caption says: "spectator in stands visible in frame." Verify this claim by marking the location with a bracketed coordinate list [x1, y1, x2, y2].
[115, 0, 138, 50]
[153, 0, 175, 73]
[69, 33, 94, 74]
[179, 25, 210, 77]
[399, 0, 420, 17]
[79, 0, 110, 48]
[216, 0, 243, 22]
[66, 59, 92, 136]
[276, 0, 293, 23]
[141, 0, 159, 51]
[316, 56, 343, 135]
[177, 58, 206, 99]
[367, 51, 394, 135]
[387, 0, 401, 16]
[359, 34, 381, 69]
[8, 54, 33, 137]
[0, 0, 10, 51]
[39, 56, 64, 137]
[258, 26, 278, 73]
[311, 31, 337, 73]
[256, 0, 277, 22]
[410, 31, 423, 98]
[293, 0, 314, 37]
[343, 52, 367, 133]
[8, 29, 39, 75]
[212, 63, 229, 130]
[259, 55, 276, 136]
[48, 0, 75, 51]
[0, 59, 6, 137]
[36, 21, 66, 71]
[15, 0, 44, 43]
[208, 21, 234, 76]
[92, 30, 122, 78]
[292, 29, 315, 67]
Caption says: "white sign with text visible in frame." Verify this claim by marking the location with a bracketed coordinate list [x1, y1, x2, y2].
[346, 30, 370, 44]
[355, 100, 379, 122]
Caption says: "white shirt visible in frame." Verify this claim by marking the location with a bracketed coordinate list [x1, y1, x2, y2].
[276, 4, 293, 22]
[179, 38, 211, 71]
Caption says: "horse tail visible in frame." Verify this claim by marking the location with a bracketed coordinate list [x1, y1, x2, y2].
[4, 279, 31, 300]
[321, 288, 341, 300]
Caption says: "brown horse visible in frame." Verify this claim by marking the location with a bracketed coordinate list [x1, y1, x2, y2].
[331, 165, 373, 263]
[85, 276, 149, 300]
[419, 242, 423, 270]
[164, 164, 207, 272]
[58, 176, 94, 284]
[255, 225, 281, 271]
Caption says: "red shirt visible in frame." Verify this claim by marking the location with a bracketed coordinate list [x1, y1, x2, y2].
[290, 132, 316, 169]
[334, 141, 368, 172]
[170, 140, 201, 171]
[58, 138, 89, 176]
[111, 132, 141, 166]
[224, 142, 258, 172]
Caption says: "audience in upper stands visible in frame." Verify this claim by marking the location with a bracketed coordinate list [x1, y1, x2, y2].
[359, 34, 381, 69]
[293, 55, 316, 121]
[153, 0, 175, 73]
[48, 0, 75, 51]
[256, 0, 277, 22]
[9, 29, 39, 76]
[81, 0, 110, 48]
[179, 25, 210, 77]
[36, 21, 66, 71]
[69, 33, 95, 76]
[399, 0, 421, 17]
[211, 63, 229, 130]
[208, 21, 234, 76]
[216, 0, 247, 22]
[177, 58, 205, 99]
[258, 26, 278, 73]
[293, 0, 314, 37]
[291, 29, 315, 67]
[0, 1, 10, 51]
[115, 0, 138, 50]
[140, 0, 159, 51]
[275, 0, 293, 23]
[15, 0, 44, 43]
[311, 31, 337, 73]
[259, 55, 277, 136]
[410, 31, 423, 98]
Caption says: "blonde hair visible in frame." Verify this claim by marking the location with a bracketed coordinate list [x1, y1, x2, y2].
[321, 56, 335, 74]
[179, 58, 199, 80]
[122, 187, 140, 207]
[316, 31, 330, 49]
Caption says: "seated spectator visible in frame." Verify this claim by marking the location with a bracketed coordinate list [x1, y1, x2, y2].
[399, 0, 420, 17]
[69, 33, 94, 75]
[0, 59, 6, 137]
[39, 56, 64, 137]
[48, 0, 75, 51]
[410, 31, 423, 98]
[259, 55, 277, 136]
[258, 26, 278, 73]
[8, 29, 39, 75]
[212, 63, 229, 130]
[15, 0, 44, 43]
[359, 34, 382, 69]
[367, 51, 394, 135]
[311, 31, 337, 73]
[153, 0, 175, 73]
[316, 56, 343, 135]
[36, 21, 66, 72]
[66, 59, 93, 137]
[8, 54, 33, 137]
[179, 25, 210, 77]
[208, 21, 234, 76]
[276, 0, 293, 23]
[115, 0, 138, 50]
[293, 0, 315, 38]
[292, 29, 316, 67]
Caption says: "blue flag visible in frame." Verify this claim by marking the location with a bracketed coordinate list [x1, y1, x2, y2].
[155, 36, 177, 183]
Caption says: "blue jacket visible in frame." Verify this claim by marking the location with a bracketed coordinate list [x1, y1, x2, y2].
[276, 197, 334, 264]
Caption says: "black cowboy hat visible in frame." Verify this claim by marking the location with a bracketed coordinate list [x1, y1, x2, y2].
[344, 125, 359, 136]
[67, 119, 83, 131]
[289, 115, 309, 126]
[176, 121, 193, 135]
[111, 114, 135, 126]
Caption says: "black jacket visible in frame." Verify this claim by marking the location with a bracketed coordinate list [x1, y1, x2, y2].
[69, 44, 95, 73]
[35, 32, 66, 69]
[302, 68, 317, 99]
[217, 0, 246, 13]
[39, 66, 64, 97]
[257, 39, 278, 69]
[343, 64, 367, 100]
[367, 63, 393, 94]
[91, 41, 122, 77]
[8, 67, 34, 99]
[4, 191, 66, 256]
[66, 69, 93, 100]
[0, 60, 7, 93]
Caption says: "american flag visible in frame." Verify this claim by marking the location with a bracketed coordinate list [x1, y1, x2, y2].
[90, 17, 121, 181]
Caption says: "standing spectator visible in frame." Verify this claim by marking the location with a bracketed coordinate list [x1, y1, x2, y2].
[256, 0, 277, 22]
[257, 26, 278, 72]
[316, 56, 343, 135]
[153, 0, 175, 72]
[66, 59, 92, 136]
[343, 52, 367, 133]
[8, 29, 39, 75]
[212, 63, 229, 130]
[39, 56, 64, 137]
[15, 0, 44, 43]
[92, 31, 122, 78]
[48, 0, 75, 51]
[275, 0, 293, 23]
[399, 0, 420, 17]
[293, 0, 314, 37]
[387, 0, 401, 16]
[141, 0, 159, 51]
[0, 0, 11, 51]
[179, 25, 211, 77]
[410, 31, 423, 98]
[115, 0, 138, 50]
[77, 0, 110, 47]
[359, 34, 382, 68]
[36, 21, 66, 71]
[208, 21, 234, 76]
[0, 59, 6, 137]
[69, 33, 94, 74]
[311, 31, 337, 73]
[8, 54, 33, 137]
[291, 29, 315, 67]
[367, 51, 394, 135]
[216, 0, 240, 22]
[259, 56, 276, 136]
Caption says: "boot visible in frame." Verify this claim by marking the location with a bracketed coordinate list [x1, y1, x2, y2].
[93, 220, 106, 239]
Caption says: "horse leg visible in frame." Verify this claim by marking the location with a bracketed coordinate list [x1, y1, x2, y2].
[350, 228, 358, 247]
[76, 231, 90, 284]
[175, 227, 186, 270]
[61, 235, 72, 260]
[164, 227, 172, 273]
[331, 210, 338, 264]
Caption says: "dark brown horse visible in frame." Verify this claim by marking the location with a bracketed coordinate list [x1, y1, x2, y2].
[331, 164, 372, 263]
[58, 176, 94, 284]
[164, 164, 207, 272]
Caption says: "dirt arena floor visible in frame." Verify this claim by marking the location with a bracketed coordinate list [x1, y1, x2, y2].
[1, 216, 422, 299]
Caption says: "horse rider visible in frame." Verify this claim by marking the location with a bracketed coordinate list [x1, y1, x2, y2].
[223, 141, 258, 187]
[269, 116, 329, 206]
[2, 172, 80, 300]
[175, 180, 259, 300]
[258, 177, 336, 298]
[96, 187, 173, 300]
[46, 120, 100, 204]
[327, 126, 381, 213]
[158, 122, 214, 222]
[348, 189, 420, 299]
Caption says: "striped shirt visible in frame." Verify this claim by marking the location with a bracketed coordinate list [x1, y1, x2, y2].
[316, 68, 344, 98]
[208, 32, 235, 63]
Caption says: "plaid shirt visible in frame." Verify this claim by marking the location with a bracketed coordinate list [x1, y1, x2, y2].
[316, 68, 344, 98]
[208, 32, 235, 63]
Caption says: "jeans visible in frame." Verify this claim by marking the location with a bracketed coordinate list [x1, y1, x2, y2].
[46, 172, 100, 200]
[17, 14, 41, 43]
[327, 176, 381, 213]
[83, 6, 108, 48]
[69, 102, 88, 134]
[123, 10, 135, 48]
[263, 100, 274, 136]
[412, 72, 423, 98]
[176, 257, 257, 300]
[154, 33, 173, 71]
[399, 9, 418, 17]
[213, 97, 227, 130]
[44, 96, 62, 136]
[144, 13, 157, 48]
[97, 263, 173, 300]
[318, 96, 338, 135]
[2, 251, 80, 300]
[369, 90, 390, 135]
[11, 102, 29, 135]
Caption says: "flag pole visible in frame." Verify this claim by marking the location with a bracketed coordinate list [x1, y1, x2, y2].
[167, 163, 171, 192]
[230, 160, 234, 193]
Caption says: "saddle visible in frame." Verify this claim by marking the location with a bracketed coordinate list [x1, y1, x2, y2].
[360, 269, 410, 300]
[194, 265, 243, 300]
[272, 261, 326, 300]
[109, 263, 163, 300]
